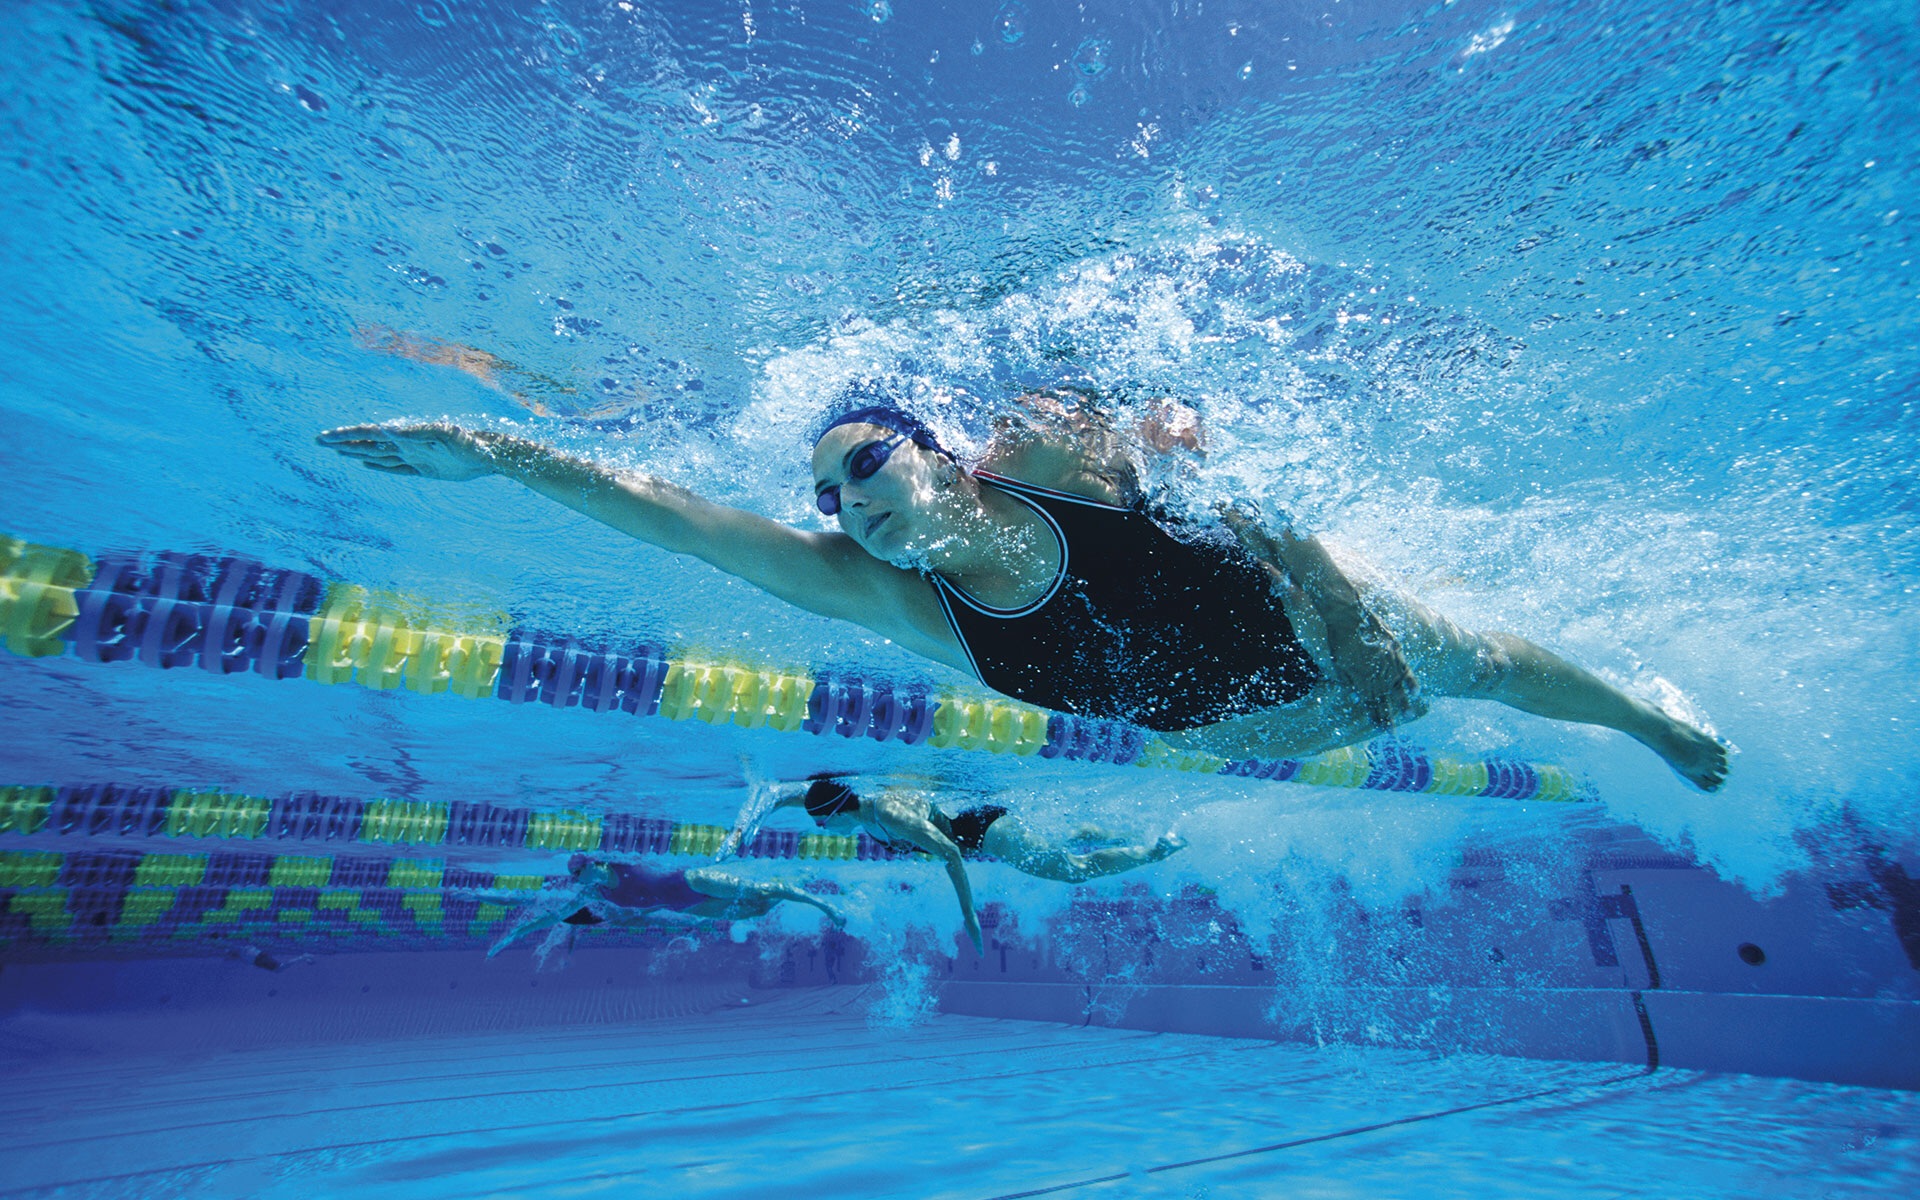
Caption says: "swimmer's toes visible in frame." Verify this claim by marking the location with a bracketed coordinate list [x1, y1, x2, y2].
[1673, 730, 1731, 792]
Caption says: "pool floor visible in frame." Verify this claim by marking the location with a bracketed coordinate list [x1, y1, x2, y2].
[2, 986, 1913, 1198]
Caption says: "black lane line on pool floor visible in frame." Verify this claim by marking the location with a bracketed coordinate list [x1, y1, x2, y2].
[978, 1069, 1655, 1200]
[1622, 882, 1665, 1071]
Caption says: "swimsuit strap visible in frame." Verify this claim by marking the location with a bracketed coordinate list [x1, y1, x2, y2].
[930, 474, 1072, 618]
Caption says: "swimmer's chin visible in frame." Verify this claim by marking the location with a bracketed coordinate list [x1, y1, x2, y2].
[881, 532, 960, 572]
[883, 547, 936, 571]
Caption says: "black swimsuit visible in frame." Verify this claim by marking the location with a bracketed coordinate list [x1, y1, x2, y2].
[930, 473, 1320, 732]
[867, 805, 1008, 858]
[938, 805, 1007, 856]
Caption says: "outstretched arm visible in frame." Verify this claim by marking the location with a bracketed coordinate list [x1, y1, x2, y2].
[931, 835, 983, 954]
[684, 867, 846, 926]
[983, 817, 1185, 884]
[317, 423, 948, 654]
[870, 799, 981, 953]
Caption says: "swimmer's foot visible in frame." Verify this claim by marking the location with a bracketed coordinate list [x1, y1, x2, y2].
[1642, 717, 1731, 792]
[1149, 832, 1188, 862]
[1069, 823, 1139, 848]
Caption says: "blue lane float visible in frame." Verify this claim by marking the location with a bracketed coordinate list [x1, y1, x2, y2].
[0, 535, 1593, 802]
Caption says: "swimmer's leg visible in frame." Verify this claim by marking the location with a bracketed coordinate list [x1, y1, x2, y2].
[684, 867, 846, 926]
[486, 886, 606, 958]
[488, 909, 573, 958]
[981, 817, 1185, 884]
[1379, 590, 1729, 791]
[531, 922, 576, 968]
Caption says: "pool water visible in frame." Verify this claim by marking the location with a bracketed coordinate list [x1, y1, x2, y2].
[1, 0, 1915, 1195]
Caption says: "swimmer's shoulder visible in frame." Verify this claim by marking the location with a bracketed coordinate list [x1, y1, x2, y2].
[980, 423, 1136, 507]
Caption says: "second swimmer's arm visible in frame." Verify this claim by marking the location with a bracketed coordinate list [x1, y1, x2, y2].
[684, 866, 847, 926]
[875, 804, 983, 953]
[936, 841, 983, 954]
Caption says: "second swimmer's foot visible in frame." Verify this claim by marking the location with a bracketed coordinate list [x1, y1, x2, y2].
[1648, 720, 1731, 792]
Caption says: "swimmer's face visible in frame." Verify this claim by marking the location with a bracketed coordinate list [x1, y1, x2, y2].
[811, 423, 955, 564]
[576, 862, 616, 888]
[816, 810, 864, 834]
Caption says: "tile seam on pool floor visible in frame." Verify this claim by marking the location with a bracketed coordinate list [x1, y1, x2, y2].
[972, 1068, 1657, 1199]
[0, 1004, 1069, 1094]
[0, 1044, 1253, 1192]
[3, 1037, 1233, 1155]
[0, 1028, 1115, 1120]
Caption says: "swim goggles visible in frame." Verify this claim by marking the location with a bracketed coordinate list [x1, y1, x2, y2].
[816, 435, 906, 516]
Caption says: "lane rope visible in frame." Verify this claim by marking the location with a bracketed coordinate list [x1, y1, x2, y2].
[1, 534, 1592, 802]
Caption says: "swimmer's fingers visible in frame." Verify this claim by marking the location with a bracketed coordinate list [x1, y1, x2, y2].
[317, 422, 498, 482]
[317, 423, 402, 444]
[317, 420, 465, 445]
[328, 442, 401, 458]
[1693, 739, 1733, 792]
[1362, 691, 1407, 731]
[344, 450, 420, 472]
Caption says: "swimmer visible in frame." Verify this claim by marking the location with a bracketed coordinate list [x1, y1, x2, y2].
[319, 372, 1728, 790]
[227, 943, 314, 972]
[769, 777, 1186, 952]
[486, 855, 844, 959]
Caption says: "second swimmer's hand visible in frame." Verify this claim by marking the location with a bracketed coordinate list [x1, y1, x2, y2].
[964, 910, 984, 954]
[317, 421, 500, 482]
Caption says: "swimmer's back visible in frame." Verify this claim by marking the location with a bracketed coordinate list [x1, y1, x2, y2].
[601, 861, 706, 912]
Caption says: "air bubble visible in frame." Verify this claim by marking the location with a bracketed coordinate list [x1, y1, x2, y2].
[996, 2, 1028, 45]
[1071, 38, 1110, 78]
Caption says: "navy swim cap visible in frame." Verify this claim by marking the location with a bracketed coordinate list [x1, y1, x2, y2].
[803, 778, 860, 822]
[814, 383, 951, 459]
